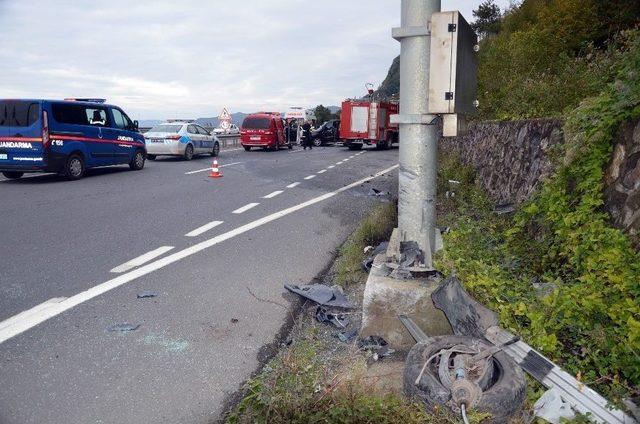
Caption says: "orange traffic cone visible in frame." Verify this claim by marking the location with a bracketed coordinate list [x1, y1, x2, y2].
[209, 159, 222, 178]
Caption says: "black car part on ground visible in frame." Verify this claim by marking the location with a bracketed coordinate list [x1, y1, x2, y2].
[404, 336, 527, 422]
[284, 283, 355, 309]
[431, 276, 635, 424]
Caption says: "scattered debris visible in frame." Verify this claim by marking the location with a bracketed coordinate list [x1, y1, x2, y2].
[364, 245, 374, 254]
[230, 318, 239, 324]
[389, 266, 414, 280]
[445, 191, 456, 198]
[494, 203, 516, 215]
[400, 241, 422, 268]
[448, 179, 461, 185]
[359, 335, 394, 360]
[136, 291, 157, 299]
[107, 323, 139, 332]
[368, 188, 391, 197]
[316, 306, 349, 328]
[362, 241, 389, 272]
[533, 387, 576, 423]
[336, 328, 358, 343]
[284, 283, 355, 309]
[432, 276, 635, 424]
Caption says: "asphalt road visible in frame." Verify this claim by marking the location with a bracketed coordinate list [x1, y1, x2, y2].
[0, 144, 399, 424]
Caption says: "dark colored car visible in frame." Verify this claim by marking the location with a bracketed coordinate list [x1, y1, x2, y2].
[312, 119, 341, 146]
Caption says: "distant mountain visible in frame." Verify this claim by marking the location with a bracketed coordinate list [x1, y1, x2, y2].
[373, 55, 400, 100]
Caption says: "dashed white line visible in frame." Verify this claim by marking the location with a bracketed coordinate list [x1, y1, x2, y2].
[263, 190, 284, 199]
[286, 182, 300, 188]
[304, 175, 316, 180]
[317, 170, 327, 174]
[336, 161, 344, 165]
[343, 158, 350, 162]
[327, 165, 335, 169]
[184, 162, 243, 175]
[233, 203, 260, 214]
[185, 221, 224, 237]
[0, 164, 399, 345]
[110, 246, 175, 273]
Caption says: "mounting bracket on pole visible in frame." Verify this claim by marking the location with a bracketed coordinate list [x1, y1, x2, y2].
[390, 114, 439, 125]
[392, 25, 431, 40]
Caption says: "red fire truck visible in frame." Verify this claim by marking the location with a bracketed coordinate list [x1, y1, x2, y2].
[339, 99, 399, 151]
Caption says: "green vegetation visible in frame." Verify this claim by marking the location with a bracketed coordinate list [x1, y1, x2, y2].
[476, 0, 640, 120]
[334, 202, 397, 286]
[435, 33, 640, 399]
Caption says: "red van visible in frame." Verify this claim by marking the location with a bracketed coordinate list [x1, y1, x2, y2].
[240, 112, 290, 151]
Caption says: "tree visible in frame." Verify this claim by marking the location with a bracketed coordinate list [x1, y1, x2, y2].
[472, 0, 502, 38]
[314, 105, 332, 125]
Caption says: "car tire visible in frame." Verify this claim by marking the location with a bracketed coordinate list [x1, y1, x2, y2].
[287, 143, 293, 150]
[2, 171, 24, 180]
[147, 154, 157, 160]
[243, 146, 251, 151]
[404, 336, 527, 421]
[211, 142, 220, 157]
[184, 144, 194, 161]
[64, 154, 85, 180]
[348, 144, 362, 151]
[313, 138, 322, 147]
[129, 150, 145, 171]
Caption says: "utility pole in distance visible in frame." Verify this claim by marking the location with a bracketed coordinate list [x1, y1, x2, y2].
[392, 0, 442, 269]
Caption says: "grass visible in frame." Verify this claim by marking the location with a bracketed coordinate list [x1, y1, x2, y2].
[334, 202, 398, 286]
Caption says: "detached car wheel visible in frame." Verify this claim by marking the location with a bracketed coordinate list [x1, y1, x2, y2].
[2, 171, 24, 180]
[184, 144, 194, 161]
[64, 154, 85, 180]
[129, 150, 145, 171]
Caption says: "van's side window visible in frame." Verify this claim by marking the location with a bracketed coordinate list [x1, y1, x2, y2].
[187, 125, 198, 134]
[111, 109, 127, 129]
[52, 104, 110, 127]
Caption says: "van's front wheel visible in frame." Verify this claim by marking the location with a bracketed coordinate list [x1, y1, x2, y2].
[129, 150, 145, 170]
[64, 154, 85, 180]
[2, 171, 23, 180]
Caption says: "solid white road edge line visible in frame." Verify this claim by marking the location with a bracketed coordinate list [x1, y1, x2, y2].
[185, 221, 224, 237]
[110, 246, 175, 273]
[304, 175, 316, 180]
[184, 162, 244, 175]
[327, 165, 335, 169]
[263, 190, 284, 199]
[232, 203, 260, 214]
[286, 182, 300, 188]
[317, 170, 327, 174]
[0, 164, 399, 345]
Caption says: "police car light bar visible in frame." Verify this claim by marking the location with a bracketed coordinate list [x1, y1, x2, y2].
[64, 98, 107, 103]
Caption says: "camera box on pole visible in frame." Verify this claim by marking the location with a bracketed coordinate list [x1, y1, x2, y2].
[428, 11, 478, 135]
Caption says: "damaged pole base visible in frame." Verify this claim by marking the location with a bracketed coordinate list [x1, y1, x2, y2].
[360, 233, 452, 349]
[383, 228, 444, 278]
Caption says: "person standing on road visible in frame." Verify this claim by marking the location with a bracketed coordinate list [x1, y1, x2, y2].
[302, 120, 312, 150]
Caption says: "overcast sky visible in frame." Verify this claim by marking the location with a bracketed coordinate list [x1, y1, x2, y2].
[0, 0, 511, 120]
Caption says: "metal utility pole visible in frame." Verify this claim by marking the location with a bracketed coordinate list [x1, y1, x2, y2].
[393, 0, 441, 269]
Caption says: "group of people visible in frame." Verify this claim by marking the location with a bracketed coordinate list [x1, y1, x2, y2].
[285, 119, 315, 150]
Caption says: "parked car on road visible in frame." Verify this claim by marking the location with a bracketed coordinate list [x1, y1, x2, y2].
[240, 113, 290, 151]
[213, 124, 239, 135]
[0, 98, 145, 180]
[144, 121, 220, 160]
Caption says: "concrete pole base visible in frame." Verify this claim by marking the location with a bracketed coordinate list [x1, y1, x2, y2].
[360, 252, 452, 350]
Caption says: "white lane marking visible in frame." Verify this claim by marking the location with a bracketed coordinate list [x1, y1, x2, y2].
[0, 164, 398, 345]
[110, 246, 175, 273]
[317, 170, 327, 174]
[184, 162, 243, 175]
[233, 203, 260, 214]
[222, 148, 244, 152]
[336, 161, 344, 165]
[343, 158, 350, 162]
[289, 149, 305, 154]
[327, 165, 335, 169]
[286, 182, 300, 188]
[0, 298, 67, 332]
[304, 175, 316, 180]
[185, 221, 224, 237]
[263, 190, 283, 199]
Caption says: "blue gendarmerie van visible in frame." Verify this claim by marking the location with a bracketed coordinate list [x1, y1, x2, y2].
[0, 99, 146, 180]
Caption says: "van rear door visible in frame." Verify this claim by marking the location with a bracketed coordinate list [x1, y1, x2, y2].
[0, 100, 45, 170]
